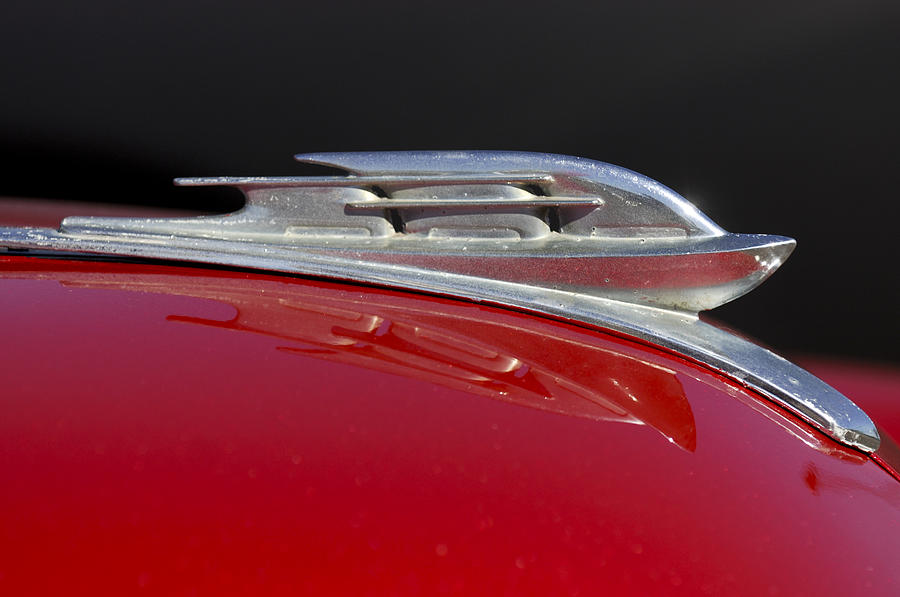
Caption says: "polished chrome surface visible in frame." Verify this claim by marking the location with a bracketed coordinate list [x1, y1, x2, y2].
[18, 151, 793, 312]
[0, 151, 880, 452]
[343, 196, 603, 208]
[174, 173, 555, 187]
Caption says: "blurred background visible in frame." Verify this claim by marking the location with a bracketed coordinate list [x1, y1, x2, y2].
[2, 0, 898, 363]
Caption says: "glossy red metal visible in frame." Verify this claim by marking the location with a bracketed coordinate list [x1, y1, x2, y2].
[2, 255, 899, 595]
[801, 358, 900, 481]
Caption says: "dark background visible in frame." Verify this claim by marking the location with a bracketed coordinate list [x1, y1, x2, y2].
[2, 0, 898, 363]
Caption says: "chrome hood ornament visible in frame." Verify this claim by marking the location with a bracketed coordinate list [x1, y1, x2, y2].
[63, 151, 791, 312]
[0, 151, 879, 452]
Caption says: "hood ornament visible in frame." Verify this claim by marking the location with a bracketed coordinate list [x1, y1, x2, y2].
[0, 151, 878, 452]
[57, 150, 791, 313]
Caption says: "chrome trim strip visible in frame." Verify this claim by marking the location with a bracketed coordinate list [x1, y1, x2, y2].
[175, 173, 554, 187]
[0, 151, 880, 452]
[345, 197, 603, 208]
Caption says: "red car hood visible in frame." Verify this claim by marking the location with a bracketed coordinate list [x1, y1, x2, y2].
[2, 255, 900, 595]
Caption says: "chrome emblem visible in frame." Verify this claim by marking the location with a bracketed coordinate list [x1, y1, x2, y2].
[67, 151, 791, 312]
[0, 151, 879, 452]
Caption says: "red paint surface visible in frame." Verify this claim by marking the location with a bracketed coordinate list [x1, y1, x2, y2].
[800, 358, 900, 480]
[2, 255, 899, 595]
[801, 358, 900, 446]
